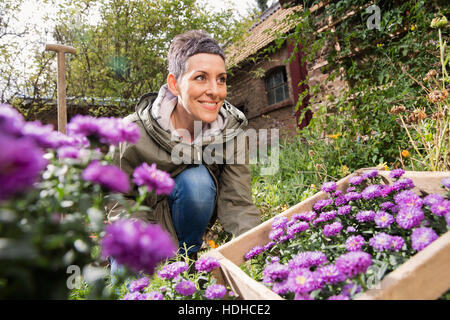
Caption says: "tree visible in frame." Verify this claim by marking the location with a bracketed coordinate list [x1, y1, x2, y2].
[255, 0, 268, 12]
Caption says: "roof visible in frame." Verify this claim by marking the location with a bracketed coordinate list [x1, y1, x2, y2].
[225, 2, 303, 67]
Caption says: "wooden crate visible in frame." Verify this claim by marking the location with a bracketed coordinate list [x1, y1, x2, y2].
[204, 169, 450, 300]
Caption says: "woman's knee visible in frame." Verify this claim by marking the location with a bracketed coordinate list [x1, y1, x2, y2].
[172, 165, 216, 203]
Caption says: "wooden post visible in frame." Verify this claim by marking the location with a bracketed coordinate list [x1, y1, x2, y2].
[45, 44, 76, 134]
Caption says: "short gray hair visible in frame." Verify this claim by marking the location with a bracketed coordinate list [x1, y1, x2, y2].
[167, 30, 225, 79]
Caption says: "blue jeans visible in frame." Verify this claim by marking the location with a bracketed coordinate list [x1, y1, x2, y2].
[168, 164, 216, 255]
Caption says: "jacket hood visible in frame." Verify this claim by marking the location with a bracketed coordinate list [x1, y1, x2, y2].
[132, 85, 249, 154]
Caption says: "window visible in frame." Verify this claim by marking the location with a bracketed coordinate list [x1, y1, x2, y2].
[265, 68, 290, 106]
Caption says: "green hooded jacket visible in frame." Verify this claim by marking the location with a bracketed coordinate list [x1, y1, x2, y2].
[108, 88, 261, 245]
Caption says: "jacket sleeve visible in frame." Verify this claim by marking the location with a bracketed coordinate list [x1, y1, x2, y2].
[216, 133, 261, 237]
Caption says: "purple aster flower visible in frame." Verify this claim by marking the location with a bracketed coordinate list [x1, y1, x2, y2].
[345, 235, 365, 252]
[380, 185, 394, 197]
[411, 227, 439, 252]
[362, 170, 378, 179]
[389, 169, 405, 179]
[244, 246, 263, 260]
[328, 295, 350, 300]
[338, 205, 352, 216]
[82, 160, 130, 193]
[268, 228, 284, 241]
[21, 121, 64, 149]
[294, 293, 314, 300]
[317, 210, 337, 222]
[157, 261, 189, 279]
[279, 234, 293, 243]
[195, 256, 220, 273]
[335, 251, 372, 278]
[345, 192, 362, 202]
[369, 232, 392, 251]
[321, 181, 337, 193]
[122, 292, 144, 300]
[396, 206, 424, 229]
[424, 194, 444, 207]
[144, 291, 164, 300]
[333, 190, 343, 197]
[346, 226, 356, 233]
[441, 177, 450, 189]
[271, 216, 289, 230]
[317, 264, 345, 285]
[287, 268, 320, 294]
[101, 219, 176, 275]
[175, 280, 196, 296]
[380, 201, 395, 210]
[57, 146, 80, 159]
[288, 251, 328, 270]
[205, 284, 227, 299]
[292, 211, 316, 222]
[374, 210, 394, 228]
[323, 221, 343, 237]
[361, 184, 383, 200]
[132, 162, 174, 195]
[334, 195, 348, 206]
[341, 283, 361, 297]
[0, 104, 25, 136]
[394, 190, 423, 208]
[389, 236, 405, 252]
[128, 277, 150, 293]
[263, 241, 276, 252]
[263, 262, 290, 283]
[0, 135, 47, 200]
[445, 212, 450, 226]
[430, 200, 450, 216]
[272, 279, 290, 295]
[356, 210, 376, 223]
[392, 178, 415, 191]
[313, 198, 333, 212]
[349, 176, 364, 186]
[287, 221, 309, 237]
[266, 256, 280, 264]
[346, 186, 356, 192]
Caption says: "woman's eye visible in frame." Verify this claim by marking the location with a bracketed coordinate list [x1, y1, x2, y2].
[195, 75, 205, 80]
[218, 77, 227, 84]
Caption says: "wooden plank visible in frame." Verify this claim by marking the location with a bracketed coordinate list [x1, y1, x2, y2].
[356, 230, 450, 300]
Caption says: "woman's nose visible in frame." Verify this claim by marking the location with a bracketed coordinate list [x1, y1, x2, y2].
[205, 80, 219, 96]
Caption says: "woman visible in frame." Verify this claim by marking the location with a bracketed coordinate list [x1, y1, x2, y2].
[109, 30, 261, 261]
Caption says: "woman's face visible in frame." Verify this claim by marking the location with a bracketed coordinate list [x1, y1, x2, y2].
[171, 53, 227, 123]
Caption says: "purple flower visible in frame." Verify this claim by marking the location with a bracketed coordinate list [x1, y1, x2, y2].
[335, 251, 372, 278]
[430, 200, 450, 216]
[333, 190, 343, 197]
[348, 176, 364, 186]
[392, 178, 415, 191]
[369, 233, 392, 251]
[0, 104, 25, 136]
[67, 115, 140, 146]
[205, 284, 227, 299]
[361, 184, 383, 199]
[244, 246, 263, 260]
[356, 210, 376, 223]
[272, 216, 289, 230]
[288, 251, 328, 270]
[380, 185, 394, 197]
[263, 262, 290, 283]
[346, 186, 356, 192]
[294, 293, 314, 300]
[345, 235, 365, 252]
[21, 121, 64, 149]
[345, 192, 362, 202]
[128, 277, 150, 293]
[341, 283, 361, 297]
[338, 205, 352, 216]
[396, 207, 424, 229]
[411, 227, 439, 252]
[263, 241, 276, 252]
[292, 211, 316, 222]
[328, 295, 350, 300]
[195, 256, 220, 273]
[346, 226, 356, 233]
[287, 221, 309, 237]
[145, 291, 164, 300]
[122, 292, 144, 300]
[441, 177, 450, 189]
[101, 219, 176, 275]
[334, 195, 348, 206]
[157, 261, 189, 279]
[314, 210, 337, 224]
[317, 264, 345, 285]
[287, 268, 320, 294]
[132, 162, 174, 195]
[374, 210, 394, 228]
[363, 170, 378, 179]
[445, 212, 450, 226]
[394, 190, 423, 208]
[424, 194, 444, 207]
[380, 201, 395, 210]
[0, 135, 47, 200]
[57, 146, 81, 159]
[268, 228, 284, 241]
[82, 160, 130, 193]
[272, 279, 290, 295]
[313, 198, 333, 212]
[389, 169, 405, 179]
[175, 280, 196, 296]
[323, 221, 343, 237]
[321, 181, 337, 193]
[389, 236, 405, 251]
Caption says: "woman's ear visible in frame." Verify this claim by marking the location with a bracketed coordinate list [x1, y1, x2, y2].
[167, 73, 180, 96]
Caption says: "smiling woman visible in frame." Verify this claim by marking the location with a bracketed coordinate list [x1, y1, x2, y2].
[107, 30, 261, 272]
